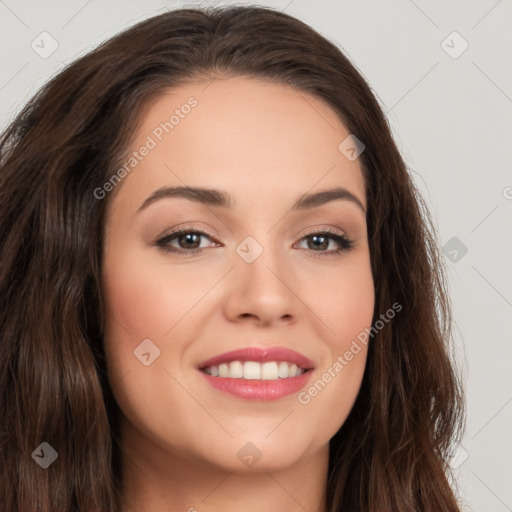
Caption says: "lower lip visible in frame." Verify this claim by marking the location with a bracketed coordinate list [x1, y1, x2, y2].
[199, 370, 314, 401]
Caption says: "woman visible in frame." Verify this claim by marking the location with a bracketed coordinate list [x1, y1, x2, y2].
[0, 6, 465, 511]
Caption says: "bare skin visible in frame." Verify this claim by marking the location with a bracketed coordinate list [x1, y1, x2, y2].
[101, 76, 375, 512]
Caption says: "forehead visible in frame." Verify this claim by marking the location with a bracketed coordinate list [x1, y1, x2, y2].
[113, 76, 366, 214]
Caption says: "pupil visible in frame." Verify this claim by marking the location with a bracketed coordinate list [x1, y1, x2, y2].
[179, 233, 200, 249]
[310, 235, 327, 250]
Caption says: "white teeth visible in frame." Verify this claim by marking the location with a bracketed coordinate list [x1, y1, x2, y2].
[261, 362, 279, 380]
[229, 360, 244, 378]
[203, 360, 306, 380]
[278, 361, 289, 378]
[244, 361, 261, 379]
[218, 363, 229, 378]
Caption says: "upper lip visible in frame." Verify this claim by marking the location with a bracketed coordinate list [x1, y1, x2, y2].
[198, 346, 315, 370]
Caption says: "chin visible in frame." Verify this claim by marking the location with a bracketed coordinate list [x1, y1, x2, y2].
[197, 437, 310, 473]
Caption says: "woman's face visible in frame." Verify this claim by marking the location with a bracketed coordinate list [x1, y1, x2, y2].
[102, 76, 374, 473]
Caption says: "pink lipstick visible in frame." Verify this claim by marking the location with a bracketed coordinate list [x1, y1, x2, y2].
[197, 346, 315, 401]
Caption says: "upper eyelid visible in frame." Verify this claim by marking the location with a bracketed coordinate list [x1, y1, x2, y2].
[158, 227, 219, 242]
[299, 226, 347, 236]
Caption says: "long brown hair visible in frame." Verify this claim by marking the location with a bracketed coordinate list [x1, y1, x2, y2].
[0, 6, 465, 511]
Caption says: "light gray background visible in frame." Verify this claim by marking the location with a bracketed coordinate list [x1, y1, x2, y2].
[1, 1, 511, 510]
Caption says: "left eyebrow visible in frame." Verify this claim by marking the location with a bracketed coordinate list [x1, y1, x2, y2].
[291, 187, 366, 214]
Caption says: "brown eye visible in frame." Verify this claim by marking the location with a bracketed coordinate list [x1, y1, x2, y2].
[176, 232, 202, 249]
[156, 229, 219, 254]
[296, 231, 354, 254]
[306, 234, 329, 251]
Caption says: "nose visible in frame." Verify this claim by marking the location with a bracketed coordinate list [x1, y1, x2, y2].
[222, 244, 298, 327]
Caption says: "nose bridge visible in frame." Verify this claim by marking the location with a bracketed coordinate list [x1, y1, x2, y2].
[224, 232, 297, 323]
[234, 232, 287, 282]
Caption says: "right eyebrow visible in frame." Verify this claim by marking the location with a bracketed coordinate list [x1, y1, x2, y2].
[137, 186, 232, 213]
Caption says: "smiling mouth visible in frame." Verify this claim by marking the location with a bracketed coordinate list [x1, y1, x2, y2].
[200, 360, 312, 380]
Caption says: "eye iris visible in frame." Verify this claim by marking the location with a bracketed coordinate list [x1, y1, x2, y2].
[308, 234, 328, 250]
[178, 232, 201, 249]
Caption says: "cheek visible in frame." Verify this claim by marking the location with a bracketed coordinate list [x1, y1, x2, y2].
[299, 255, 375, 346]
[101, 250, 215, 443]
[293, 257, 374, 434]
[331, 272, 374, 346]
[100, 249, 209, 401]
[102, 252, 215, 344]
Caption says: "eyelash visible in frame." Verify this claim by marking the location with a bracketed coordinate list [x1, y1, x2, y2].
[155, 226, 355, 257]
